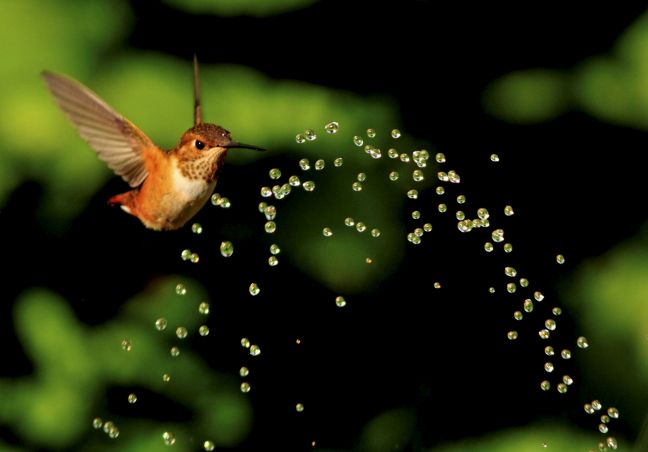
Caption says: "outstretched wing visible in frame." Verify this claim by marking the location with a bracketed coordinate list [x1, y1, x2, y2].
[42, 71, 156, 187]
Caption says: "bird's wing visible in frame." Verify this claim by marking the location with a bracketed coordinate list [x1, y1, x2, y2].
[42, 71, 156, 188]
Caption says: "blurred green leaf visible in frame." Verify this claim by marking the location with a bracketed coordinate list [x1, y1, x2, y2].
[359, 408, 415, 452]
[163, 0, 318, 17]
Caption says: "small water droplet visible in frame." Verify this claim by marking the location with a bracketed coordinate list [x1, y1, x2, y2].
[240, 382, 251, 393]
[576, 336, 589, 349]
[176, 327, 188, 339]
[562, 374, 574, 385]
[540, 380, 551, 391]
[592, 400, 602, 411]
[198, 325, 209, 336]
[315, 159, 325, 170]
[322, 227, 333, 237]
[355, 222, 366, 232]
[203, 440, 215, 451]
[357, 172, 366, 182]
[523, 299, 534, 312]
[556, 254, 565, 264]
[389, 171, 399, 181]
[412, 170, 424, 182]
[490, 153, 500, 162]
[552, 307, 562, 316]
[534, 291, 544, 302]
[484, 242, 494, 252]
[388, 148, 398, 159]
[299, 158, 310, 170]
[435, 153, 446, 163]
[216, 197, 231, 208]
[344, 217, 355, 227]
[353, 136, 364, 146]
[391, 129, 401, 139]
[335, 296, 346, 307]
[507, 330, 518, 340]
[400, 153, 410, 163]
[325, 121, 339, 134]
[448, 170, 460, 183]
[364, 144, 382, 159]
[92, 417, 103, 429]
[598, 423, 608, 434]
[264, 221, 277, 233]
[544, 362, 554, 373]
[433, 282, 441, 289]
[607, 436, 618, 450]
[175, 284, 187, 296]
[220, 241, 234, 257]
[155, 318, 168, 331]
[584, 403, 594, 414]
[504, 205, 514, 216]
[249, 344, 261, 356]
[545, 346, 554, 356]
[488, 287, 496, 293]
[121, 339, 132, 352]
[170, 346, 180, 357]
[503, 243, 513, 253]
[334, 157, 344, 167]
[545, 319, 556, 331]
[304, 129, 317, 141]
[269, 168, 282, 180]
[519, 278, 529, 287]
[210, 193, 221, 205]
[365, 257, 374, 264]
[128, 393, 137, 404]
[513, 311, 523, 320]
[504, 267, 517, 277]
[296, 134, 306, 144]
[538, 329, 550, 339]
[268, 256, 279, 266]
[424, 223, 432, 232]
[371, 228, 381, 238]
[560, 349, 571, 359]
[191, 223, 203, 234]
[506, 282, 516, 293]
[270, 244, 281, 255]
[407, 189, 418, 199]
[491, 229, 504, 243]
[296, 403, 305, 412]
[241, 337, 251, 348]
[366, 128, 376, 138]
[162, 431, 176, 446]
[260, 186, 272, 198]
[288, 175, 301, 187]
[249, 283, 260, 296]
[162, 373, 171, 382]
[302, 181, 316, 192]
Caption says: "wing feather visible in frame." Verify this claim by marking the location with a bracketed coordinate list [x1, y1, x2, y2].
[42, 71, 156, 187]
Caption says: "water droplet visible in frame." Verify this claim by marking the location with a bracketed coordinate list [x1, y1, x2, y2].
[435, 186, 445, 195]
[287, 176, 301, 188]
[107, 425, 119, 439]
[197, 325, 209, 336]
[560, 349, 571, 359]
[488, 287, 496, 293]
[203, 440, 215, 451]
[491, 229, 504, 242]
[198, 301, 209, 315]
[519, 278, 529, 287]
[576, 336, 589, 349]
[270, 244, 281, 255]
[412, 170, 424, 182]
[304, 129, 316, 141]
[592, 400, 602, 411]
[335, 296, 346, 307]
[344, 217, 355, 227]
[260, 186, 272, 198]
[364, 144, 382, 159]
[128, 393, 137, 404]
[389, 171, 399, 181]
[295, 403, 305, 412]
[356, 172, 367, 182]
[412, 210, 421, 219]
[220, 240, 234, 257]
[162, 431, 176, 446]
[606, 407, 619, 419]
[599, 423, 608, 434]
[210, 193, 221, 205]
[457, 220, 473, 233]
[506, 282, 516, 293]
[322, 227, 333, 237]
[268, 256, 279, 266]
[414, 228, 424, 237]
[264, 205, 276, 221]
[391, 129, 401, 139]
[170, 346, 180, 357]
[121, 339, 132, 352]
[545, 319, 556, 331]
[504, 266, 517, 277]
[174, 284, 187, 297]
[334, 157, 343, 167]
[388, 148, 398, 159]
[490, 153, 500, 162]
[544, 346, 554, 356]
[325, 121, 339, 134]
[556, 254, 565, 264]
[353, 136, 364, 146]
[351, 181, 363, 192]
[296, 134, 306, 144]
[175, 327, 188, 339]
[92, 417, 103, 429]
[552, 307, 562, 316]
[400, 153, 410, 163]
[406, 189, 418, 199]
[523, 299, 534, 312]
[484, 242, 494, 252]
[544, 362, 554, 373]
[607, 437, 618, 450]
[216, 197, 231, 208]
[435, 153, 446, 163]
[534, 291, 545, 302]
[162, 373, 171, 382]
[423, 223, 433, 232]
[513, 311, 523, 320]
[562, 375, 574, 385]
[303, 181, 315, 192]
[299, 158, 310, 171]
[540, 380, 551, 391]
[249, 283, 260, 296]
[365, 257, 374, 264]
[249, 344, 261, 356]
[314, 159, 325, 170]
[366, 128, 376, 138]
[190, 223, 203, 235]
[155, 318, 168, 331]
[433, 282, 442, 289]
[103, 421, 114, 434]
[355, 222, 366, 232]
[241, 338, 251, 348]
[503, 243, 513, 253]
[448, 170, 460, 183]
[538, 329, 550, 339]
[371, 228, 381, 238]
[504, 205, 514, 216]
[264, 221, 277, 233]
[507, 331, 518, 340]
[556, 383, 568, 394]
[584, 403, 594, 414]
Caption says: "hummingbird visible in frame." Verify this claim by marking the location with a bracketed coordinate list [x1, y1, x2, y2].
[42, 56, 264, 231]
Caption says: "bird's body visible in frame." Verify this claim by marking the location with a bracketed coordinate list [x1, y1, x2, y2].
[42, 58, 263, 231]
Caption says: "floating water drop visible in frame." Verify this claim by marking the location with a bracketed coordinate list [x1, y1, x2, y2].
[504, 267, 517, 277]
[356, 222, 366, 232]
[506, 282, 516, 293]
[519, 278, 529, 287]
[371, 228, 381, 238]
[491, 229, 504, 242]
[366, 128, 376, 138]
[507, 331, 518, 340]
[523, 299, 533, 312]
[315, 159, 325, 170]
[562, 375, 574, 385]
[199, 325, 209, 336]
[170, 346, 180, 357]
[388, 148, 398, 159]
[249, 344, 261, 356]
[334, 157, 343, 167]
[121, 339, 132, 352]
[538, 329, 550, 339]
[435, 153, 446, 163]
[400, 153, 410, 163]
[364, 145, 382, 159]
[270, 244, 281, 255]
[191, 223, 203, 234]
[325, 121, 339, 134]
[353, 136, 364, 146]
[448, 170, 460, 183]
[204, 440, 215, 451]
[407, 189, 418, 199]
[389, 171, 399, 181]
[155, 318, 168, 331]
[357, 172, 366, 182]
[162, 373, 171, 382]
[264, 205, 277, 220]
[241, 338, 251, 348]
[219, 241, 234, 258]
[490, 153, 500, 162]
[162, 431, 176, 446]
[540, 380, 551, 391]
[513, 311, 523, 320]
[176, 327, 188, 339]
[576, 336, 589, 349]
[296, 134, 306, 144]
[412, 210, 421, 219]
[544, 346, 554, 356]
[344, 217, 355, 227]
[249, 283, 260, 296]
[412, 170, 424, 182]
[552, 307, 562, 316]
[128, 393, 137, 404]
[556, 254, 565, 264]
[240, 382, 251, 393]
[534, 291, 545, 302]
[239, 367, 249, 377]
[544, 362, 554, 373]
[557, 383, 568, 394]
[175, 283, 187, 296]
[423, 223, 433, 232]
[607, 437, 618, 449]
[335, 296, 346, 307]
[304, 129, 317, 141]
[608, 407, 619, 419]
[303, 181, 316, 192]
[503, 243, 513, 253]
[264, 221, 277, 233]
[260, 186, 272, 198]
[545, 319, 556, 331]
[322, 227, 333, 237]
[504, 205, 514, 216]
[584, 404, 594, 414]
[484, 242, 494, 252]
[560, 349, 571, 360]
[299, 158, 310, 170]
[268, 256, 279, 266]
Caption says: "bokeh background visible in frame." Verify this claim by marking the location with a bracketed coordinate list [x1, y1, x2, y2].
[1, 1, 648, 451]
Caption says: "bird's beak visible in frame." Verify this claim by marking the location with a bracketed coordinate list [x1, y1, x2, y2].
[225, 141, 266, 152]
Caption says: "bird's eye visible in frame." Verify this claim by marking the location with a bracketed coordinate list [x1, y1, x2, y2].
[194, 140, 205, 150]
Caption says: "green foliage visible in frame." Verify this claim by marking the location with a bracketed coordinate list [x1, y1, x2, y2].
[162, 0, 318, 17]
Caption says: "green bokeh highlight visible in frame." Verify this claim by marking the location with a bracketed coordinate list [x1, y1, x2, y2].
[163, 0, 318, 17]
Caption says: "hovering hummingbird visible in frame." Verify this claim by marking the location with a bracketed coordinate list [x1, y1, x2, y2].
[42, 56, 264, 231]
